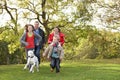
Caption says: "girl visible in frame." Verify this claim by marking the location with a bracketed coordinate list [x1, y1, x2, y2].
[20, 24, 42, 59]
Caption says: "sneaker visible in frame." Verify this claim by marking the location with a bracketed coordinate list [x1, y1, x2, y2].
[56, 71, 60, 73]
[50, 68, 54, 72]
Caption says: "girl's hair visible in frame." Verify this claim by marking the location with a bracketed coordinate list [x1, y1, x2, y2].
[25, 24, 35, 32]
[24, 24, 28, 31]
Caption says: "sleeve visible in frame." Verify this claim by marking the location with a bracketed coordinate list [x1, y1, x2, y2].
[43, 45, 50, 57]
[42, 30, 45, 44]
[60, 33, 65, 46]
[34, 32, 42, 45]
[39, 28, 45, 44]
[60, 47, 64, 59]
[20, 32, 27, 46]
[48, 33, 53, 44]
[47, 46, 53, 58]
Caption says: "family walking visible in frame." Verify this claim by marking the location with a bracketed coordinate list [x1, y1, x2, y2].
[20, 21, 65, 73]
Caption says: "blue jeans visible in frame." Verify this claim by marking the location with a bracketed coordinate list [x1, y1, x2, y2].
[34, 45, 41, 64]
[50, 58, 60, 73]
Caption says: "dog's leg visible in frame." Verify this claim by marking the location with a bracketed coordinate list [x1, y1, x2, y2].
[30, 63, 35, 73]
[36, 61, 39, 72]
[24, 58, 30, 70]
[24, 64, 27, 70]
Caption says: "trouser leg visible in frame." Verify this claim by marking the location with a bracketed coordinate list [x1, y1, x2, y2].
[50, 58, 55, 69]
[55, 58, 60, 73]
[35, 46, 41, 64]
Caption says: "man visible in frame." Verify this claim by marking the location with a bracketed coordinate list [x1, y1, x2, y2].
[34, 21, 45, 64]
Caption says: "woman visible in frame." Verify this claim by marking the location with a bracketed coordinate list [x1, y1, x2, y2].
[48, 27, 65, 46]
[20, 24, 42, 59]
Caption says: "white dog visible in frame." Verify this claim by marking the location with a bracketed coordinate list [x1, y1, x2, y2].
[24, 50, 39, 73]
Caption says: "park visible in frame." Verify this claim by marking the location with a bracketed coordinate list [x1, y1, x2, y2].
[0, 0, 120, 80]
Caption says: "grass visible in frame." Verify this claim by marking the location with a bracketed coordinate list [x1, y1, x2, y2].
[0, 59, 120, 80]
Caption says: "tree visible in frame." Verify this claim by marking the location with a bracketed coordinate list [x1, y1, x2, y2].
[90, 0, 120, 29]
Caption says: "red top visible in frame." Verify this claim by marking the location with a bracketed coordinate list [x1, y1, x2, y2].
[48, 32, 65, 46]
[25, 32, 35, 49]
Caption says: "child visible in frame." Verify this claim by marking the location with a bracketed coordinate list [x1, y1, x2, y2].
[43, 35, 64, 73]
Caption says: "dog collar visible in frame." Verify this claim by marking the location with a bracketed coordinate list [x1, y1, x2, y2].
[28, 56, 34, 58]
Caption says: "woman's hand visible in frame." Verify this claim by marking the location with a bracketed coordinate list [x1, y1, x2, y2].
[25, 42, 28, 46]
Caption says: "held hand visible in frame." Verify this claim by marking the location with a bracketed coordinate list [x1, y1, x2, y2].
[60, 57, 62, 61]
[36, 43, 39, 46]
[47, 56, 51, 61]
[25, 42, 28, 46]
[42, 53, 46, 57]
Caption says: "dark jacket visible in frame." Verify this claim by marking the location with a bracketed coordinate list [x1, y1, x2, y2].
[36, 27, 45, 48]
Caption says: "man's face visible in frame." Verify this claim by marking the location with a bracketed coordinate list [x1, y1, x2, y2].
[34, 23, 39, 29]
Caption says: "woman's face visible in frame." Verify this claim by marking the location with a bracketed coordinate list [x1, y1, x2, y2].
[28, 25, 33, 32]
[53, 28, 59, 33]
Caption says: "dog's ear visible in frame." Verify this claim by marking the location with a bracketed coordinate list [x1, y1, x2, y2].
[32, 49, 35, 52]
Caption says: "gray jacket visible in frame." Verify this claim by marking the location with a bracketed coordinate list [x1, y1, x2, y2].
[20, 32, 42, 47]
[43, 44, 64, 59]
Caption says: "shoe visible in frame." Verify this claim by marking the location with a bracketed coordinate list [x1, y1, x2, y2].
[50, 68, 54, 72]
[56, 71, 60, 73]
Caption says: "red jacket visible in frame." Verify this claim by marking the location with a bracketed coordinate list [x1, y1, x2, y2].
[48, 32, 65, 46]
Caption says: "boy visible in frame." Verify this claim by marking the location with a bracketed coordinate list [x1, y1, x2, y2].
[43, 35, 64, 73]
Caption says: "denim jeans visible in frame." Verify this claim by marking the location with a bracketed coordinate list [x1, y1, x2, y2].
[34, 45, 41, 64]
[50, 58, 60, 73]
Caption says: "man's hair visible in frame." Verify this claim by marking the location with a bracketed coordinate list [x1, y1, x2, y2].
[34, 21, 39, 24]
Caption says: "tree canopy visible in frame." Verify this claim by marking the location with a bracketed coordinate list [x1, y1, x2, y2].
[0, 0, 120, 64]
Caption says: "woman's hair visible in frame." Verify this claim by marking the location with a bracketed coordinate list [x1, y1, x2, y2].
[25, 24, 35, 32]
[55, 26, 61, 32]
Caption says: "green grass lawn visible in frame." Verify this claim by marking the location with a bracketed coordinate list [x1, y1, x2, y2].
[0, 59, 120, 80]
